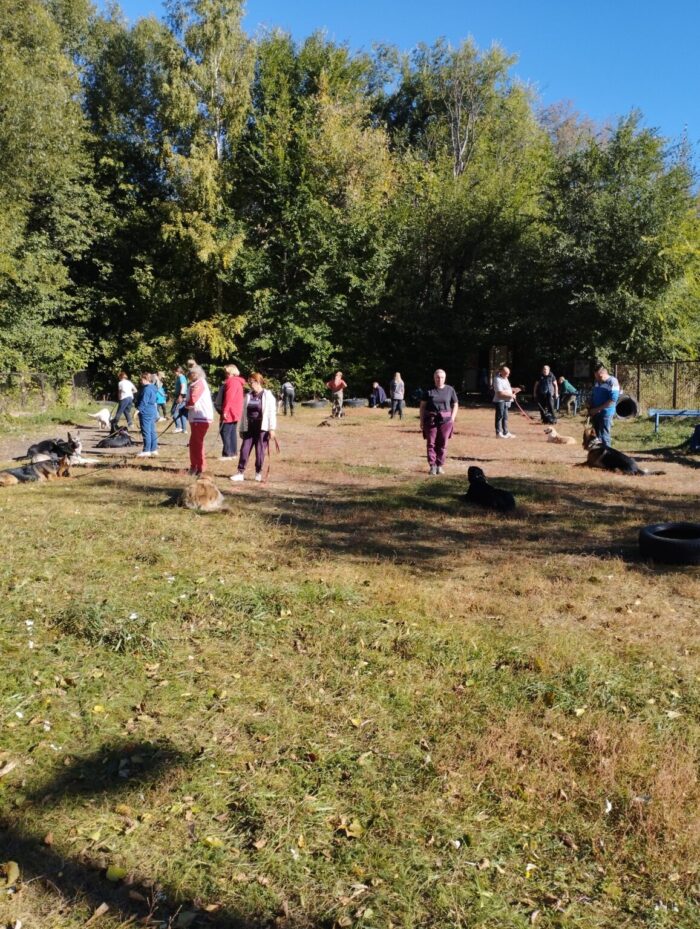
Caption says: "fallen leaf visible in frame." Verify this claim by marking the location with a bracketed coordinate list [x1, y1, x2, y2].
[92, 705, 105, 714]
[0, 760, 18, 778]
[105, 865, 127, 882]
[253, 838, 267, 850]
[0, 861, 20, 887]
[203, 836, 224, 849]
[43, 832, 54, 846]
[84, 901, 109, 925]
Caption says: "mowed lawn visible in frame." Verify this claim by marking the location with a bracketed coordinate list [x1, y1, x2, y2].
[1, 406, 699, 929]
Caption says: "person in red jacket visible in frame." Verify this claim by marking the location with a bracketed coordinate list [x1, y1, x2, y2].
[217, 364, 246, 460]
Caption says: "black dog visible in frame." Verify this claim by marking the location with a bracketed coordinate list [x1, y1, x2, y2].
[96, 427, 135, 449]
[463, 465, 516, 511]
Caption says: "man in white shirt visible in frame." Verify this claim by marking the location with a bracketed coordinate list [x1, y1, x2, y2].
[112, 370, 137, 430]
[492, 365, 520, 438]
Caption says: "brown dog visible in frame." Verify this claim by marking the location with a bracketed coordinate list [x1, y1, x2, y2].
[544, 426, 576, 445]
[178, 475, 225, 512]
[0, 457, 71, 486]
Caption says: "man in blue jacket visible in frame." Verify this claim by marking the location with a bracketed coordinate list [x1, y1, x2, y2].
[588, 363, 620, 447]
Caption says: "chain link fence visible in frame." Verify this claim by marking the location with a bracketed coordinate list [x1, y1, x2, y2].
[0, 371, 92, 413]
[613, 362, 700, 412]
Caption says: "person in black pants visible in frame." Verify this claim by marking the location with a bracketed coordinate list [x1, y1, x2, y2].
[280, 379, 295, 416]
[533, 364, 559, 423]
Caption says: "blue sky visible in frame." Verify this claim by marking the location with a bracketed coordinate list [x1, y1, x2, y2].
[110, 0, 700, 155]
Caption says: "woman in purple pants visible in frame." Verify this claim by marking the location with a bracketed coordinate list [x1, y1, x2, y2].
[419, 369, 459, 475]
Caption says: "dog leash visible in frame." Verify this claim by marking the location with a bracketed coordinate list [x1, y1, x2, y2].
[512, 395, 538, 424]
[262, 435, 281, 484]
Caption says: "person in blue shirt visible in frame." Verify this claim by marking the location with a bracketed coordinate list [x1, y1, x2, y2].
[135, 372, 159, 457]
[171, 366, 189, 434]
[588, 363, 620, 447]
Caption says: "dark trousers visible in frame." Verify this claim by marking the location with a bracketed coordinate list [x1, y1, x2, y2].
[112, 398, 133, 429]
[238, 422, 268, 473]
[495, 401, 509, 435]
[426, 418, 452, 466]
[592, 412, 613, 447]
[220, 421, 238, 456]
[537, 393, 556, 422]
[282, 392, 295, 415]
[390, 399, 404, 419]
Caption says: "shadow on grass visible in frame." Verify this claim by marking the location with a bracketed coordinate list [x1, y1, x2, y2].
[2, 740, 333, 928]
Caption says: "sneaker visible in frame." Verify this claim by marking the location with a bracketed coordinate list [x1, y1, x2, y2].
[429, 465, 437, 475]
[136, 451, 151, 458]
[157, 416, 166, 422]
[254, 472, 263, 483]
[436, 465, 444, 474]
[230, 473, 244, 482]
[150, 450, 159, 456]
[504, 432, 516, 439]
[496, 432, 506, 439]
[219, 456, 233, 461]
[173, 428, 183, 434]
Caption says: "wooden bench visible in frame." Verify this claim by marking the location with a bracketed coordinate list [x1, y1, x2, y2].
[648, 408, 700, 433]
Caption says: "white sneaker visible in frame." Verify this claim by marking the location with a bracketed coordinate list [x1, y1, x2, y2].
[150, 450, 159, 456]
[220, 456, 233, 461]
[429, 465, 437, 475]
[504, 432, 516, 439]
[254, 472, 263, 482]
[436, 465, 444, 474]
[173, 428, 182, 434]
[157, 416, 166, 422]
[136, 451, 151, 458]
[496, 433, 507, 439]
[230, 473, 244, 482]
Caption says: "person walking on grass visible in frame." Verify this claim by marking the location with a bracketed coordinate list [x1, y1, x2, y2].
[419, 369, 459, 475]
[186, 365, 214, 476]
[112, 370, 136, 431]
[171, 366, 188, 434]
[135, 372, 159, 458]
[588, 363, 620, 447]
[326, 371, 347, 417]
[493, 365, 520, 438]
[153, 371, 167, 421]
[217, 364, 246, 460]
[533, 364, 558, 423]
[231, 373, 277, 483]
[389, 372, 405, 420]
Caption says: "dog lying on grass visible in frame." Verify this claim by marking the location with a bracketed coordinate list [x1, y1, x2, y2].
[544, 426, 576, 445]
[22, 432, 98, 466]
[178, 475, 225, 512]
[0, 457, 71, 486]
[96, 428, 135, 449]
[88, 408, 112, 429]
[463, 465, 516, 511]
[582, 426, 664, 475]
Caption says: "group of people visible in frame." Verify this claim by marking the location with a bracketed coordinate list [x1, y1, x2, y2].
[111, 361, 277, 481]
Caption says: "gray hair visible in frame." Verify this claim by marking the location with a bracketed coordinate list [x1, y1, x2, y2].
[434, 369, 446, 378]
[188, 364, 206, 381]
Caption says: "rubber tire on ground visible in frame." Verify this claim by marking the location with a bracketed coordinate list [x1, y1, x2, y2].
[615, 394, 639, 420]
[344, 398, 366, 408]
[301, 399, 329, 408]
[639, 522, 700, 566]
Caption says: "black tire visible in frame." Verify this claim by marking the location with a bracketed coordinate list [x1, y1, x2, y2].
[301, 399, 329, 408]
[616, 394, 639, 420]
[639, 522, 700, 565]
[344, 398, 366, 408]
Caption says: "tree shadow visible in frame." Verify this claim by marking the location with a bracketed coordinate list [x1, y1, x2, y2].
[2, 740, 332, 927]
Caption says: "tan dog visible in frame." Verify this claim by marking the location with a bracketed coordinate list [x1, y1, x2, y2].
[544, 426, 576, 445]
[0, 457, 71, 486]
[178, 475, 225, 512]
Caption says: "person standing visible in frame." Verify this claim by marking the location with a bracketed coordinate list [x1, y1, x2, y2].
[368, 381, 387, 408]
[171, 366, 189, 434]
[231, 373, 277, 483]
[185, 365, 214, 475]
[135, 372, 159, 458]
[533, 364, 559, 423]
[218, 364, 246, 460]
[389, 372, 405, 420]
[280, 378, 295, 416]
[153, 372, 167, 421]
[588, 363, 620, 447]
[326, 371, 348, 417]
[492, 365, 520, 438]
[112, 371, 137, 431]
[419, 369, 459, 475]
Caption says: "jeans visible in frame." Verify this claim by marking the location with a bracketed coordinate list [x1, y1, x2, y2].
[112, 398, 133, 429]
[282, 392, 295, 415]
[220, 421, 238, 456]
[238, 421, 268, 474]
[593, 412, 613, 447]
[171, 400, 188, 433]
[139, 414, 158, 453]
[494, 401, 509, 435]
[390, 398, 404, 419]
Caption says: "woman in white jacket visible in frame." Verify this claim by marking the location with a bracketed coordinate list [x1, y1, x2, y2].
[230, 372, 277, 483]
[185, 365, 214, 475]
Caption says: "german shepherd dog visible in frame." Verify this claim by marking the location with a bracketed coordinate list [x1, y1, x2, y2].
[0, 457, 71, 486]
[463, 465, 516, 511]
[582, 426, 664, 475]
[23, 433, 81, 462]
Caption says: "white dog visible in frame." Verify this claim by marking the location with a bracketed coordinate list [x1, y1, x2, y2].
[88, 408, 112, 429]
[544, 426, 576, 445]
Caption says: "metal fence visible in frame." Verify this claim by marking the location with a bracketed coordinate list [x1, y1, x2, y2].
[0, 371, 91, 412]
[613, 361, 700, 412]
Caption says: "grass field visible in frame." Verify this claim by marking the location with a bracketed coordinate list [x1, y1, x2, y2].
[1, 404, 699, 929]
